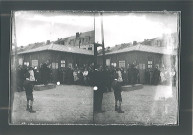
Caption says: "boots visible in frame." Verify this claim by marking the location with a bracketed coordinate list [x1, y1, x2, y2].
[118, 106, 124, 113]
[26, 100, 30, 111]
[28, 100, 36, 113]
[29, 106, 36, 113]
[26, 104, 30, 111]
[115, 105, 118, 111]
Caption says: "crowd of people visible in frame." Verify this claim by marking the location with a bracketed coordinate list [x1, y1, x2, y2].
[15, 63, 176, 92]
[13, 63, 176, 114]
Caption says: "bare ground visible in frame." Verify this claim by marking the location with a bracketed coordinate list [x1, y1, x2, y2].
[11, 85, 178, 125]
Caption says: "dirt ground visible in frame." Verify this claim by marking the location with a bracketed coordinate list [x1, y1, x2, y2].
[10, 84, 178, 125]
[11, 85, 94, 125]
[94, 85, 178, 125]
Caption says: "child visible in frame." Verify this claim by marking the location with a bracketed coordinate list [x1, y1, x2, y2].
[112, 74, 124, 113]
[23, 67, 36, 113]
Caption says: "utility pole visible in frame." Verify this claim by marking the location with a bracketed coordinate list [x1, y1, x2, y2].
[93, 13, 97, 69]
[100, 12, 105, 69]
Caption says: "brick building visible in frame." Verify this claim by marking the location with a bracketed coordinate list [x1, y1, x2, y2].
[54, 30, 95, 51]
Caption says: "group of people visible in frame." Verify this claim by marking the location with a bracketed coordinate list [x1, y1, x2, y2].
[16, 63, 176, 92]
[14, 62, 176, 114]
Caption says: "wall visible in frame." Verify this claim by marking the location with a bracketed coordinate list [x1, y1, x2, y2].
[97, 51, 164, 69]
[17, 50, 94, 69]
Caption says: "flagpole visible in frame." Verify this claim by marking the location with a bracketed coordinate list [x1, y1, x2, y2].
[93, 13, 97, 68]
[100, 12, 105, 69]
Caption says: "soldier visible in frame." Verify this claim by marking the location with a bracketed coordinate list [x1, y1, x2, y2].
[112, 73, 124, 113]
[23, 67, 36, 113]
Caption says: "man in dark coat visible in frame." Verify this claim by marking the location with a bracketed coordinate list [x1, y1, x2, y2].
[152, 66, 160, 85]
[16, 65, 23, 92]
[40, 63, 50, 85]
[129, 64, 137, 86]
[103, 67, 111, 92]
[93, 66, 106, 113]
[112, 73, 124, 113]
[145, 69, 150, 84]
[66, 66, 73, 84]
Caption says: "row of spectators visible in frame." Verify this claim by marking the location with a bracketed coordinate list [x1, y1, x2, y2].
[14, 63, 176, 92]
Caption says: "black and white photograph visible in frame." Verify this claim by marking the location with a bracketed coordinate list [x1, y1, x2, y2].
[10, 11, 180, 125]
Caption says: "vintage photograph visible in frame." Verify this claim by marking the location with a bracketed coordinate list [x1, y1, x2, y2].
[10, 11, 95, 124]
[10, 11, 180, 125]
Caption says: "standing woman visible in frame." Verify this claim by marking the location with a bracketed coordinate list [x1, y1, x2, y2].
[23, 67, 36, 113]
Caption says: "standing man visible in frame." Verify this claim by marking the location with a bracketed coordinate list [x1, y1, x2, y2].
[152, 66, 160, 85]
[93, 66, 106, 113]
[23, 67, 36, 113]
[112, 73, 124, 113]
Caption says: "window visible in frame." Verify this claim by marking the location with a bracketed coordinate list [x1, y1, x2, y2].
[61, 60, 65, 68]
[106, 59, 110, 66]
[18, 58, 23, 65]
[88, 47, 92, 50]
[52, 63, 58, 69]
[148, 61, 153, 68]
[139, 64, 142, 69]
[52, 63, 56, 69]
[142, 64, 146, 69]
[56, 63, 58, 69]
[139, 63, 146, 70]
[119, 60, 125, 68]
[32, 60, 38, 67]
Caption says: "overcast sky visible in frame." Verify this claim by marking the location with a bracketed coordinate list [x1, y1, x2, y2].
[13, 11, 178, 47]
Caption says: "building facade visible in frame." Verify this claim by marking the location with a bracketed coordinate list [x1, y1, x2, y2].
[54, 30, 95, 51]
[13, 44, 94, 70]
[97, 44, 177, 84]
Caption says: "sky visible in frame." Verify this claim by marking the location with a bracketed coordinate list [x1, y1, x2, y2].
[13, 11, 179, 47]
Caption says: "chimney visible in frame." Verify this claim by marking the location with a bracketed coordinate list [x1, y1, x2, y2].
[76, 32, 80, 38]
[46, 40, 51, 44]
[133, 41, 137, 45]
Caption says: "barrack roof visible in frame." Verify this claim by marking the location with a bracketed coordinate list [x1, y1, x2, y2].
[101, 44, 177, 55]
[17, 43, 94, 55]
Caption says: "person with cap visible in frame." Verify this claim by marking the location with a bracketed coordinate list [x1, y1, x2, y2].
[112, 73, 124, 113]
[93, 66, 106, 113]
[23, 67, 36, 113]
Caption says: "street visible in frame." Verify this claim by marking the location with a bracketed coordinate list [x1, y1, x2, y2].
[11, 85, 178, 125]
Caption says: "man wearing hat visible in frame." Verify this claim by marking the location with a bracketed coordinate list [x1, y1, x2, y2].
[112, 73, 124, 113]
[23, 67, 36, 113]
